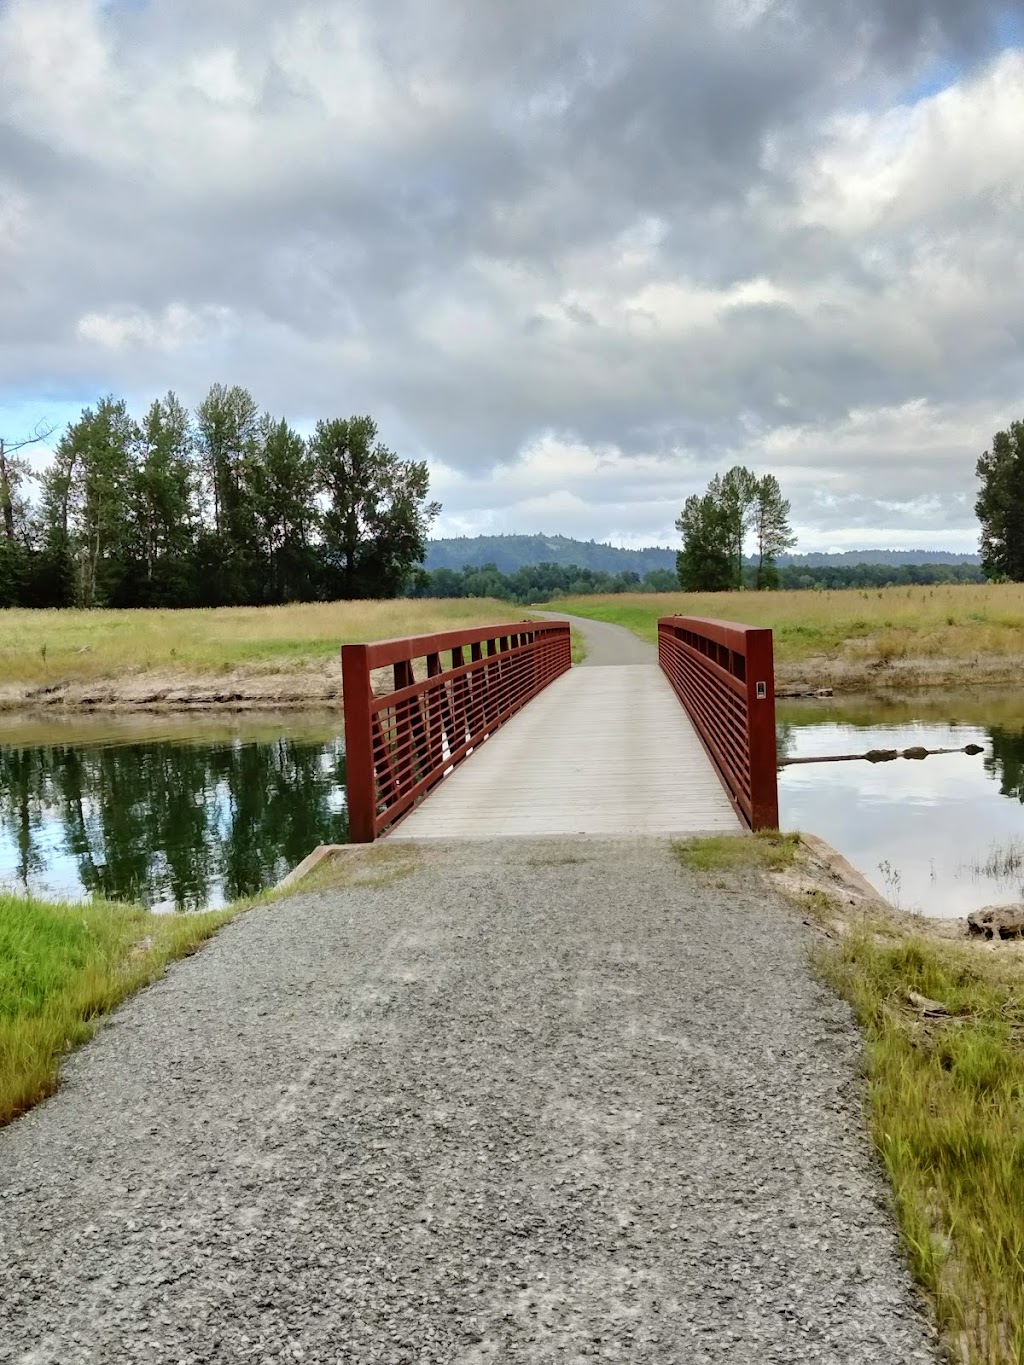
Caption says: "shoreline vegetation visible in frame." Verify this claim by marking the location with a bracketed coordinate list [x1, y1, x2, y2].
[679, 833, 1024, 1365]
[0, 846, 405, 1130]
[0, 581, 1023, 710]
[0, 891, 238, 1126]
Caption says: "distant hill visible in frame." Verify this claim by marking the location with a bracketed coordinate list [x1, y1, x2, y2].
[425, 535, 677, 575]
[425, 535, 981, 574]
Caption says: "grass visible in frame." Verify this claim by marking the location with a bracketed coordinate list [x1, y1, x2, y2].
[546, 583, 1024, 688]
[673, 830, 800, 874]
[822, 929, 1024, 1363]
[0, 842, 427, 1129]
[0, 598, 531, 690]
[0, 891, 238, 1126]
[676, 831, 1024, 1363]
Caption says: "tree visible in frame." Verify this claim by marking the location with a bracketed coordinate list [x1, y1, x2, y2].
[41, 399, 138, 607]
[0, 422, 55, 608]
[247, 414, 320, 604]
[127, 393, 199, 606]
[976, 420, 1024, 581]
[720, 466, 760, 589]
[675, 487, 735, 592]
[752, 474, 796, 589]
[194, 384, 260, 604]
[311, 416, 440, 598]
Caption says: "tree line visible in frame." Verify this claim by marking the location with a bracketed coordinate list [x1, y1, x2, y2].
[407, 556, 984, 604]
[0, 389, 440, 609]
[409, 562, 680, 604]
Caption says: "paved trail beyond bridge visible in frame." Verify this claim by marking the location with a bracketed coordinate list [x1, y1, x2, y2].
[0, 829, 936, 1362]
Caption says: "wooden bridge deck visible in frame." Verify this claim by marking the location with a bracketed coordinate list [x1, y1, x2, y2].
[390, 663, 742, 840]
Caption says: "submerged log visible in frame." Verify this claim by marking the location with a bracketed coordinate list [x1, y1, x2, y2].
[779, 743, 984, 768]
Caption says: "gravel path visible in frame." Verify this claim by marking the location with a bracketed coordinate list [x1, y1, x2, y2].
[537, 611, 656, 667]
[0, 838, 937, 1364]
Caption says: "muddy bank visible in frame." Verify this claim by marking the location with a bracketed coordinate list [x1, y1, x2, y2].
[776, 649, 1024, 695]
[0, 661, 408, 713]
[0, 648, 1020, 713]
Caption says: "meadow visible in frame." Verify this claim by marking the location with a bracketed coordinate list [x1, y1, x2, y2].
[0, 598, 530, 708]
[547, 581, 1024, 689]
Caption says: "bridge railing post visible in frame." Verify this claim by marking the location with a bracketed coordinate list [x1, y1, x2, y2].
[341, 643, 377, 843]
[657, 616, 779, 831]
[742, 627, 779, 832]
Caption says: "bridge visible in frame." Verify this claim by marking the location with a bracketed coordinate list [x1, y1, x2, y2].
[341, 613, 780, 843]
[0, 613, 939, 1363]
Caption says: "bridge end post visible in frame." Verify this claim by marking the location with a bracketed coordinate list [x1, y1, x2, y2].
[744, 628, 779, 831]
[342, 643, 378, 843]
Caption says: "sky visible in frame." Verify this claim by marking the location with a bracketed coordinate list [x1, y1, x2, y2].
[3, 1, 1024, 553]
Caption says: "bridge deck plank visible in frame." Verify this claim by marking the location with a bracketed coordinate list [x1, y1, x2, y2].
[389, 663, 742, 839]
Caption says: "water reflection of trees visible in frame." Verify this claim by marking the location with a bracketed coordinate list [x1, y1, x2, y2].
[985, 728, 1024, 804]
[0, 738, 348, 910]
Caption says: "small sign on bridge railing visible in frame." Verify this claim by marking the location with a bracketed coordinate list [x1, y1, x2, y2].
[657, 616, 779, 831]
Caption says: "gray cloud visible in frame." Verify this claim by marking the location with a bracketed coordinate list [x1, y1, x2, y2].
[2, 0, 1023, 550]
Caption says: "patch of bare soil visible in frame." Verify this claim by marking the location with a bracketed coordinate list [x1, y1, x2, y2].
[0, 663, 342, 713]
[776, 651, 1024, 694]
[0, 660, 432, 713]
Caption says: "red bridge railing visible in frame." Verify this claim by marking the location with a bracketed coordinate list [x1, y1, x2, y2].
[342, 621, 572, 841]
[658, 616, 778, 831]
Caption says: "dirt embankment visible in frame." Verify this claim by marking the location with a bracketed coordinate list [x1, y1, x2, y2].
[0, 661, 429, 713]
[0, 648, 1020, 714]
[776, 650, 1024, 695]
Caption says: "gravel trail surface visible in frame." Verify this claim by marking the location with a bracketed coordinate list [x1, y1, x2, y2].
[0, 838, 937, 1364]
[537, 612, 656, 667]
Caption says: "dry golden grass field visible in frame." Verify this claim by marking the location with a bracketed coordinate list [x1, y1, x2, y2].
[547, 582, 1024, 690]
[0, 599, 533, 710]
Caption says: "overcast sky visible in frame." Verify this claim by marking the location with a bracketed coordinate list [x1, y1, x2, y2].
[3, 0, 1023, 552]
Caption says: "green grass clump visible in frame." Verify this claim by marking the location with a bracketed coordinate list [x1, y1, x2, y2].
[0, 892, 234, 1126]
[674, 830, 800, 874]
[823, 930, 1024, 1363]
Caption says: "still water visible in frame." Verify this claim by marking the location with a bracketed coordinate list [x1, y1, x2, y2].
[0, 714, 348, 912]
[3, 691, 1024, 918]
[778, 690, 1024, 917]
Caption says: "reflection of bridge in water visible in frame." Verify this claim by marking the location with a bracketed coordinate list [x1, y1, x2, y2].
[342, 613, 779, 841]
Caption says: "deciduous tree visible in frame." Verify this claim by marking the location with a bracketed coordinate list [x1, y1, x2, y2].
[312, 416, 440, 599]
[976, 420, 1024, 581]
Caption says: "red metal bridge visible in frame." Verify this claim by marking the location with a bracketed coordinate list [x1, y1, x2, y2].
[342, 615, 778, 842]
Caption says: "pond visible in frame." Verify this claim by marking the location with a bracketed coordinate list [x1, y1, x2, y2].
[778, 690, 1024, 917]
[3, 689, 1024, 919]
[0, 714, 348, 912]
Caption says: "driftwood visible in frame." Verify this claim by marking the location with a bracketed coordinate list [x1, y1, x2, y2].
[779, 743, 984, 768]
[777, 686, 834, 699]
